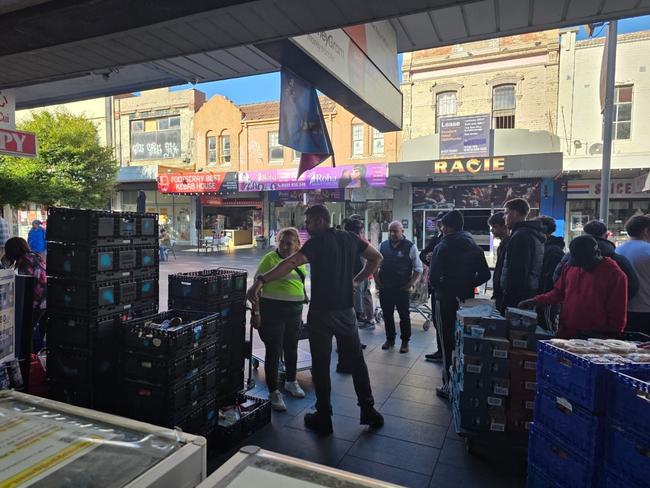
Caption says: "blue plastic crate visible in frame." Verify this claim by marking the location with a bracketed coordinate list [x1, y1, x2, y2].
[602, 468, 646, 488]
[534, 382, 604, 462]
[607, 368, 650, 437]
[528, 425, 598, 488]
[526, 463, 562, 488]
[604, 422, 650, 487]
[537, 341, 650, 413]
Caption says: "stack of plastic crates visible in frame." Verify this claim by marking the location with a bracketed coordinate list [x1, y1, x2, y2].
[118, 310, 227, 437]
[528, 340, 650, 488]
[46, 207, 159, 411]
[168, 267, 248, 401]
[604, 367, 650, 487]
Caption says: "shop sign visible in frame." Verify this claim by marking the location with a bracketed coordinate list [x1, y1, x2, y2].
[200, 196, 262, 208]
[270, 189, 345, 203]
[433, 157, 504, 175]
[413, 180, 540, 210]
[238, 163, 387, 192]
[0, 89, 16, 130]
[0, 128, 37, 158]
[439, 114, 491, 158]
[567, 179, 645, 199]
[158, 171, 238, 194]
[350, 187, 394, 202]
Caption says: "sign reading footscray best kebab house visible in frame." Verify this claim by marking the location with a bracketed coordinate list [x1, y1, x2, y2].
[432, 157, 505, 175]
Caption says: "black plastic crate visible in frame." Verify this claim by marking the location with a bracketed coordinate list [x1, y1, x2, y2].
[176, 394, 220, 436]
[169, 268, 247, 304]
[48, 277, 158, 316]
[47, 345, 117, 385]
[121, 367, 217, 423]
[120, 341, 218, 384]
[121, 310, 222, 357]
[47, 312, 126, 349]
[211, 394, 271, 451]
[48, 380, 116, 412]
[47, 243, 158, 282]
[47, 207, 158, 246]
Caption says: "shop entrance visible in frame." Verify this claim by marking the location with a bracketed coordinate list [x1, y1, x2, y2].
[203, 206, 261, 247]
[567, 199, 650, 245]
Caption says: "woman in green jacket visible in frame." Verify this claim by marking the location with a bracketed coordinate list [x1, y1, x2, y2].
[252, 227, 307, 411]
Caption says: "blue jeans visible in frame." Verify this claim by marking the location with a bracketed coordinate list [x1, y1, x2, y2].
[159, 246, 168, 261]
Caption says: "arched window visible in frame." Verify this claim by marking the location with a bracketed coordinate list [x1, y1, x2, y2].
[219, 131, 231, 164]
[206, 131, 216, 165]
[492, 85, 516, 129]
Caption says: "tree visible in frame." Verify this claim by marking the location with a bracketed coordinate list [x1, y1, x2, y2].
[0, 110, 118, 208]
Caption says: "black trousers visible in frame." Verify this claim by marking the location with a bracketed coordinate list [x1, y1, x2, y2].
[626, 312, 650, 336]
[308, 308, 375, 415]
[258, 314, 301, 392]
[379, 288, 412, 342]
[434, 296, 459, 385]
[430, 291, 442, 353]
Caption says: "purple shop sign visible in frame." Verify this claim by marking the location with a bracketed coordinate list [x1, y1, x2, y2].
[238, 163, 388, 192]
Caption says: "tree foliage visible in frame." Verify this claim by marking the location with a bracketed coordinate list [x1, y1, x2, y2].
[0, 110, 118, 208]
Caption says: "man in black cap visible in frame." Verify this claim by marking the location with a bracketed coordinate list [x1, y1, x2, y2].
[429, 210, 491, 399]
[520, 235, 627, 339]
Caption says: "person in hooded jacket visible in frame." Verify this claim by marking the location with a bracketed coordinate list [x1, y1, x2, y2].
[429, 210, 491, 399]
[499, 198, 546, 314]
[535, 216, 565, 330]
[519, 235, 627, 339]
[553, 220, 639, 299]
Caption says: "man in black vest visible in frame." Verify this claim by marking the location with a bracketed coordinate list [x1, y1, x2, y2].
[375, 221, 423, 353]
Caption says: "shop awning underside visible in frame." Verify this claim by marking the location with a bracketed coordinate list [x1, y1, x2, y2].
[3, 0, 650, 108]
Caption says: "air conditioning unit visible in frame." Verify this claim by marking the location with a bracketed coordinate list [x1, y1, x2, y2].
[589, 143, 603, 155]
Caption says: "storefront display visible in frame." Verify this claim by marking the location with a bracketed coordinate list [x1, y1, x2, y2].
[201, 196, 263, 246]
[566, 178, 650, 244]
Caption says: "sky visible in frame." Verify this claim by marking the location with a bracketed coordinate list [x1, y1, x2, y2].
[170, 15, 650, 105]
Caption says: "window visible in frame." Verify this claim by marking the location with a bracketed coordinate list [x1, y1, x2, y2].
[207, 136, 217, 165]
[372, 128, 384, 155]
[492, 85, 516, 129]
[352, 124, 364, 156]
[131, 120, 144, 132]
[268, 132, 284, 162]
[220, 135, 231, 164]
[435, 91, 457, 132]
[613, 85, 632, 140]
[169, 116, 180, 128]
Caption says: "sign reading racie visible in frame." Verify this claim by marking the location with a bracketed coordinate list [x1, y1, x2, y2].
[433, 157, 505, 175]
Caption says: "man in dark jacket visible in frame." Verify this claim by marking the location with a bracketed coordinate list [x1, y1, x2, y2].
[488, 212, 509, 313]
[554, 220, 639, 299]
[500, 198, 546, 314]
[535, 216, 565, 330]
[429, 210, 491, 399]
[419, 213, 445, 362]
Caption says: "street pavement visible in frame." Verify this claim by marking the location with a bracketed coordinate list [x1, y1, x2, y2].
[161, 247, 525, 488]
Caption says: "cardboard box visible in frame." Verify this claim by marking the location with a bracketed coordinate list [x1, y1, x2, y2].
[506, 307, 538, 332]
[460, 406, 508, 433]
[510, 378, 537, 394]
[462, 335, 510, 360]
[462, 372, 510, 397]
[510, 349, 538, 384]
[509, 389, 536, 414]
[463, 354, 510, 379]
[509, 327, 554, 351]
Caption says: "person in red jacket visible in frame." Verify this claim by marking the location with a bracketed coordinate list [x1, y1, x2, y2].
[519, 235, 627, 339]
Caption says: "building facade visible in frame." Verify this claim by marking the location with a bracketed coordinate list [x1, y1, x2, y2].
[398, 31, 564, 252]
[558, 29, 650, 243]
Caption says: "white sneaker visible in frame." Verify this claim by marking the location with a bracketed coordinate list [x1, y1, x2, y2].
[270, 390, 286, 411]
[284, 380, 306, 398]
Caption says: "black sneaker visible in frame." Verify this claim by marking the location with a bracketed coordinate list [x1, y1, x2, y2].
[360, 407, 384, 429]
[425, 351, 443, 363]
[304, 411, 333, 435]
[436, 384, 450, 400]
[381, 340, 395, 350]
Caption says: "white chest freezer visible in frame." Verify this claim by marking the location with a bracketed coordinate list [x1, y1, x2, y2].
[197, 446, 404, 488]
[0, 390, 207, 488]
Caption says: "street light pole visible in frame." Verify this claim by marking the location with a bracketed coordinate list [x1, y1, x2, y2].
[599, 20, 618, 224]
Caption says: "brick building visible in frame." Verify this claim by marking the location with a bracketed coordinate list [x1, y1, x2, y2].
[395, 31, 564, 251]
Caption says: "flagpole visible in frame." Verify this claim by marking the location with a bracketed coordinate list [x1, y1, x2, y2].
[599, 20, 618, 224]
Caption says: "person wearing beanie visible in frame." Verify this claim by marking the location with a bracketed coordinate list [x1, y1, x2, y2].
[499, 198, 546, 314]
[520, 235, 627, 339]
[553, 220, 639, 300]
[429, 210, 491, 399]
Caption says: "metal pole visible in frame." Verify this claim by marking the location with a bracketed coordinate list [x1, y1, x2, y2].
[599, 20, 618, 224]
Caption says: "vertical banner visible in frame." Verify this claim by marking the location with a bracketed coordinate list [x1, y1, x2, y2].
[279, 69, 334, 177]
[0, 270, 15, 363]
[0, 89, 16, 130]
